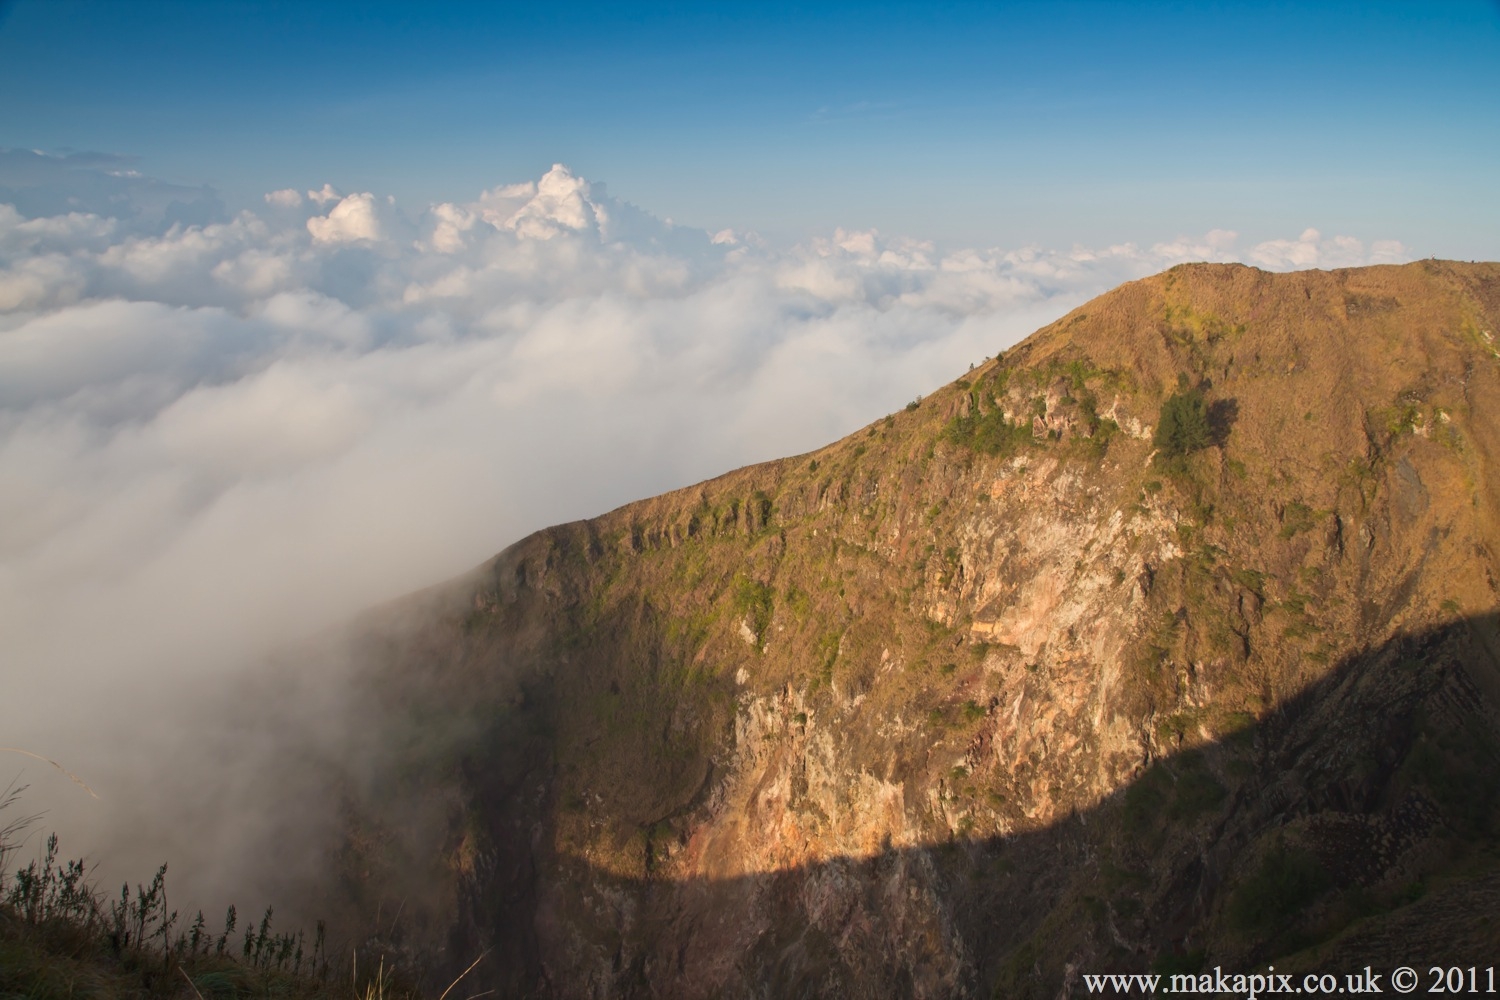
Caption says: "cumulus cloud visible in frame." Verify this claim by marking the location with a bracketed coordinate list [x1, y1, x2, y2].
[306, 183, 342, 206]
[498, 163, 609, 239]
[1246, 227, 1411, 270]
[0, 160, 1412, 912]
[306, 192, 386, 244]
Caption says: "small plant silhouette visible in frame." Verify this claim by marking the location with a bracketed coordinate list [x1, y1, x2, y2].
[0, 784, 484, 999]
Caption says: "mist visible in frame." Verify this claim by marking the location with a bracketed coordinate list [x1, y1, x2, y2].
[0, 152, 1412, 922]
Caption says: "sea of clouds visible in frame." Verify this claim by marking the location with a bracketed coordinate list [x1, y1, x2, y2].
[0, 149, 1409, 904]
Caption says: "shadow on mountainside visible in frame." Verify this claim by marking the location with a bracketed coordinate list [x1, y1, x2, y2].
[429, 613, 1500, 1000]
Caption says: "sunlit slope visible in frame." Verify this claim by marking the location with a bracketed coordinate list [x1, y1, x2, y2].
[332, 261, 1500, 998]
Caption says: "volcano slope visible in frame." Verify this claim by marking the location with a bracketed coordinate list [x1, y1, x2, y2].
[320, 261, 1500, 997]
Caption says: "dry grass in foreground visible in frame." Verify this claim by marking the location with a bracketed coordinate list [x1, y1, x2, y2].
[0, 783, 483, 1000]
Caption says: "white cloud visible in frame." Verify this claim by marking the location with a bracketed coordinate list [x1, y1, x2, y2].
[0, 166, 1413, 906]
[0, 299, 242, 409]
[264, 188, 304, 208]
[0, 252, 88, 311]
[307, 183, 342, 206]
[0, 204, 119, 254]
[494, 163, 610, 240]
[210, 246, 297, 297]
[1246, 227, 1409, 270]
[422, 201, 477, 254]
[306, 192, 384, 244]
[148, 362, 371, 477]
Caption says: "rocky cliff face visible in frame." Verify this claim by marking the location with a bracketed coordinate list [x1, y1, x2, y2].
[321, 261, 1500, 997]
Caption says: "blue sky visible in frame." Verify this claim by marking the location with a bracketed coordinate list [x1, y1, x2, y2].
[2, 0, 1497, 253]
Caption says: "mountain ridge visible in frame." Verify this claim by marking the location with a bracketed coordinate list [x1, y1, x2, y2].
[309, 259, 1500, 997]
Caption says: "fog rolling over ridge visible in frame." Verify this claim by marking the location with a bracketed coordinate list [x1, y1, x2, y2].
[0, 152, 1412, 917]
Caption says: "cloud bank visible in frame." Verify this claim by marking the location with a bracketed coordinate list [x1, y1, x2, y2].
[0, 157, 1410, 906]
